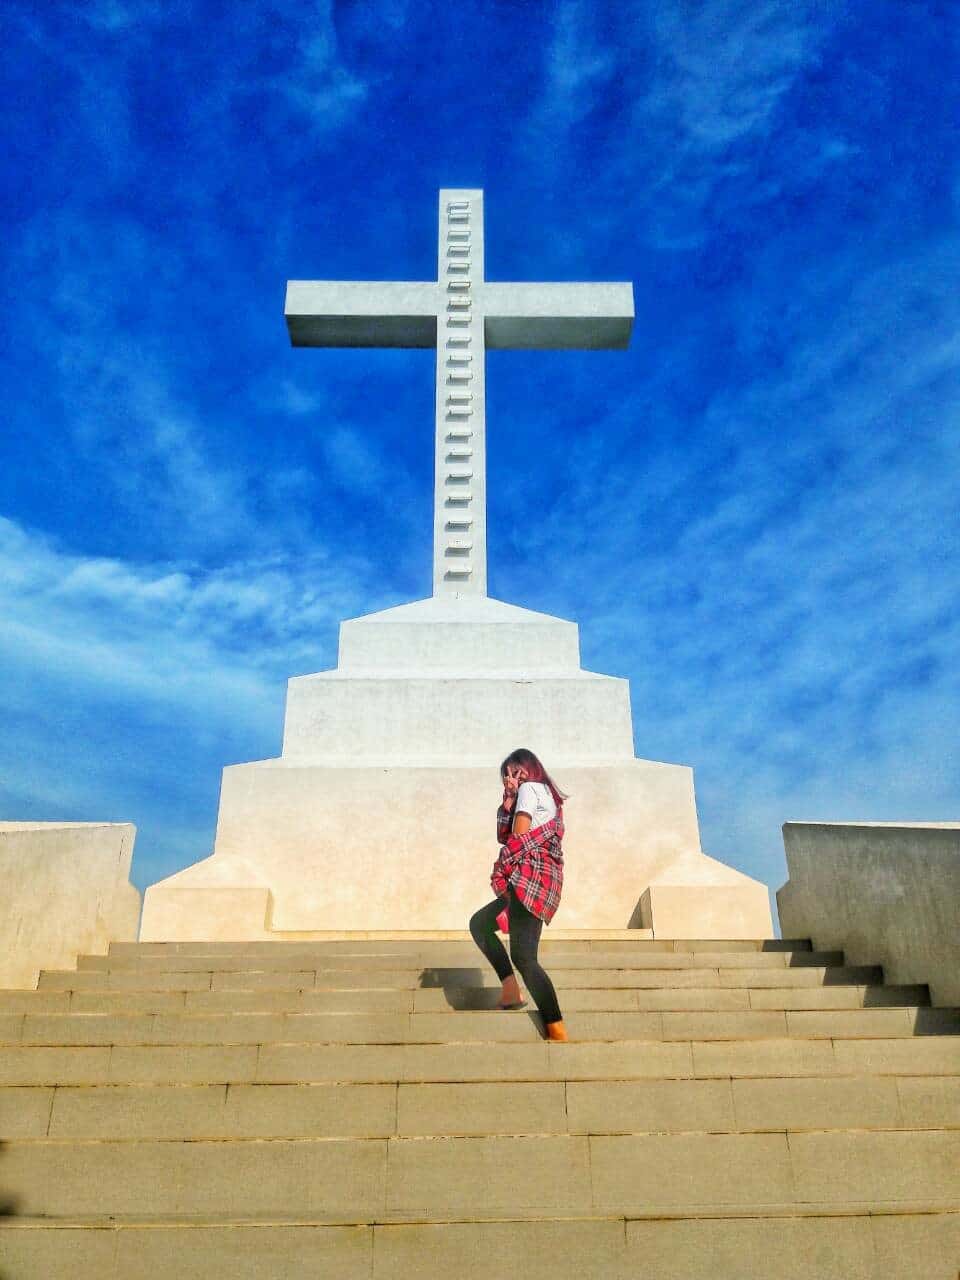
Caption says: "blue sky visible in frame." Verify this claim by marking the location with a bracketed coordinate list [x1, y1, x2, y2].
[1, 0, 958, 910]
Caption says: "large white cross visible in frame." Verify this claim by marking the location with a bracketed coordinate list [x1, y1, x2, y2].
[285, 189, 634, 597]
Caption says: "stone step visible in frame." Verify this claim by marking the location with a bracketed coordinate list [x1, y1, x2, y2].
[3, 1074, 957, 1140]
[0, 982, 929, 1016]
[2, 1208, 958, 1280]
[73, 948, 841, 973]
[35, 963, 878, 993]
[3, 1006, 957, 1047]
[2, 1036, 958, 1086]
[110, 937, 811, 956]
[5, 932, 954, 1280]
[4, 1130, 959, 1218]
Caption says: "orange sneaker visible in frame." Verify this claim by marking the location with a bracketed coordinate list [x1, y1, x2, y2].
[545, 1020, 569, 1041]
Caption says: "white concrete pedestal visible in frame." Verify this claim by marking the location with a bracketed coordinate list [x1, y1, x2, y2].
[141, 597, 771, 940]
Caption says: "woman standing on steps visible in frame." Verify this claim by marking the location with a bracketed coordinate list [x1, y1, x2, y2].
[469, 748, 568, 1042]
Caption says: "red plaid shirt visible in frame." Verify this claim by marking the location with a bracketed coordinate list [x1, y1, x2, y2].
[491, 806, 564, 925]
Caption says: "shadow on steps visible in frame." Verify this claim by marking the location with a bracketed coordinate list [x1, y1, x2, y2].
[419, 967, 494, 1008]
[0, 1138, 20, 1280]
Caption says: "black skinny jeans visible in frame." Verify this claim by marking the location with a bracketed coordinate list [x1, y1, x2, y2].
[469, 887, 562, 1025]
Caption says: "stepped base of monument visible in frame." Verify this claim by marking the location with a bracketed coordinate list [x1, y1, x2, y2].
[139, 877, 773, 942]
[139, 927, 661, 942]
[140, 760, 773, 939]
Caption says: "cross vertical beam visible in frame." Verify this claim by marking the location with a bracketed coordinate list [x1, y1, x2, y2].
[434, 189, 486, 597]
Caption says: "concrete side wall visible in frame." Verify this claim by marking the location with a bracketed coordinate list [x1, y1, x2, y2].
[777, 822, 960, 1006]
[0, 822, 141, 988]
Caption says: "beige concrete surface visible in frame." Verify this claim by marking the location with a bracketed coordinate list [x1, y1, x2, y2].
[10, 1004, 943, 1047]
[3, 1214, 959, 1280]
[371, 1218, 627, 1280]
[640, 881, 773, 939]
[729, 1075, 901, 1131]
[778, 821, 960, 1005]
[831, 1037, 960, 1075]
[385, 1134, 591, 1213]
[0, 1227, 123, 1280]
[0, 1046, 113, 1086]
[79, 947, 824, 971]
[396, 1080, 567, 1135]
[72, 991, 188, 1013]
[0, 1084, 54, 1137]
[107, 1045, 259, 1085]
[895, 1076, 960, 1127]
[789, 1129, 960, 1202]
[624, 1216, 876, 1279]
[141, 590, 772, 940]
[0, 822, 140, 989]
[142, 760, 770, 937]
[116, 1224, 373, 1279]
[3, 1137, 389, 1217]
[0, 935, 956, 1280]
[42, 1082, 397, 1140]
[747, 983, 928, 1009]
[869, 1210, 960, 1279]
[0, 990, 71, 1012]
[565, 1078, 735, 1133]
[5, 980, 924, 1014]
[590, 1132, 794, 1208]
[690, 1038, 838, 1077]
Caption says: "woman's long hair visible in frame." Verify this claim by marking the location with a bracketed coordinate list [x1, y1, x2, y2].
[500, 748, 567, 809]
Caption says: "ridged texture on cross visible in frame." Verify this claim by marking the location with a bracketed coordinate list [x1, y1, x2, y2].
[435, 190, 486, 596]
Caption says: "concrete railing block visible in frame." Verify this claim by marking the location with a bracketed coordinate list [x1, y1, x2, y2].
[0, 822, 141, 989]
[778, 822, 960, 1005]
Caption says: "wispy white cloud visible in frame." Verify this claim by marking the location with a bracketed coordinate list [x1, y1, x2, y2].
[4, 0, 956, 914]
[494, 229, 960, 890]
[77, 0, 165, 32]
[18, 0, 368, 151]
[0, 515, 374, 686]
[279, 24, 367, 128]
[217, 1, 369, 135]
[321, 424, 391, 497]
[263, 372, 426, 534]
[647, 0, 820, 151]
[519, 0, 846, 252]
[525, 0, 618, 141]
[12, 208, 309, 556]
[272, 380, 326, 417]
[0, 513, 385, 883]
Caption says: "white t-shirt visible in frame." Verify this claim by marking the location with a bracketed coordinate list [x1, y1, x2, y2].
[515, 781, 557, 832]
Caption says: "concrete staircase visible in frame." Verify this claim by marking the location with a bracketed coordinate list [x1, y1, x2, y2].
[0, 936, 958, 1278]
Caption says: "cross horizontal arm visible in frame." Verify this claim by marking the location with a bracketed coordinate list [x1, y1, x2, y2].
[483, 282, 634, 349]
[285, 281, 440, 348]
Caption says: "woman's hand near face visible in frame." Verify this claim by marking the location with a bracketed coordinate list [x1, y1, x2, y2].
[502, 764, 523, 812]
